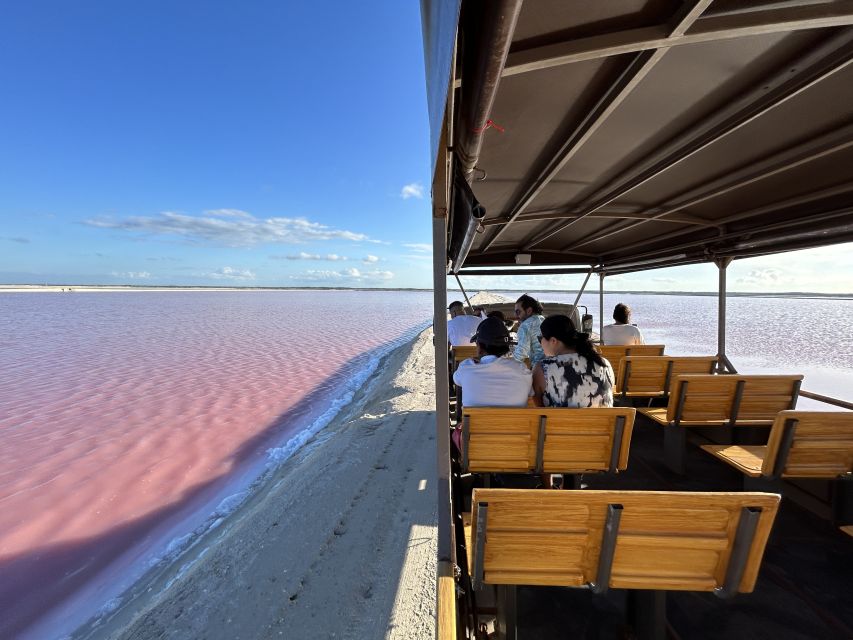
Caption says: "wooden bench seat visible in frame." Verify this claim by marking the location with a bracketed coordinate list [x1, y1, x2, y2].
[615, 355, 718, 399]
[702, 410, 853, 479]
[638, 374, 803, 473]
[464, 489, 780, 638]
[460, 407, 635, 475]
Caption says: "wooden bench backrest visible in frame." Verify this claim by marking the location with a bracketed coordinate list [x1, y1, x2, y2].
[615, 356, 718, 395]
[469, 489, 780, 593]
[461, 407, 635, 474]
[763, 410, 853, 477]
[451, 345, 478, 368]
[597, 344, 665, 364]
[667, 374, 803, 425]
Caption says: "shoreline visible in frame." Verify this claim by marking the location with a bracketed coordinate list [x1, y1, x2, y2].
[69, 327, 438, 640]
[2, 284, 851, 299]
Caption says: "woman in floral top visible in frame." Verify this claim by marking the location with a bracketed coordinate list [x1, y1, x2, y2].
[513, 294, 545, 367]
[532, 314, 614, 408]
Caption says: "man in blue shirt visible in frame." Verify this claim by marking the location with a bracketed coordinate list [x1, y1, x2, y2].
[513, 294, 545, 367]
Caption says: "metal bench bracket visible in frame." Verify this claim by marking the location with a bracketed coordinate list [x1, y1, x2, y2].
[715, 506, 761, 599]
[592, 503, 623, 594]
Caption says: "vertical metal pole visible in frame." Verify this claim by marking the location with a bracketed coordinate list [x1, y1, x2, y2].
[598, 271, 605, 342]
[433, 214, 453, 568]
[715, 257, 733, 373]
[453, 273, 474, 313]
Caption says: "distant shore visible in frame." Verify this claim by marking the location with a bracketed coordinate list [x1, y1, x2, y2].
[2, 284, 851, 299]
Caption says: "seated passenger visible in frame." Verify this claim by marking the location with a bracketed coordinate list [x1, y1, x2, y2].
[452, 317, 532, 451]
[601, 303, 645, 345]
[513, 294, 546, 367]
[453, 317, 532, 407]
[486, 309, 507, 324]
[532, 314, 614, 407]
[447, 300, 482, 347]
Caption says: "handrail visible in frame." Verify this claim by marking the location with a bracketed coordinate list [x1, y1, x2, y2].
[799, 389, 853, 411]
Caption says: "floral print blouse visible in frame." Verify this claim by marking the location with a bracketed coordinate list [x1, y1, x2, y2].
[539, 353, 615, 408]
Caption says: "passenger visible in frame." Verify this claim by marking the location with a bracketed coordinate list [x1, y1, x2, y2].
[447, 300, 482, 346]
[453, 317, 532, 408]
[532, 314, 614, 407]
[486, 309, 507, 324]
[513, 294, 546, 367]
[601, 303, 645, 345]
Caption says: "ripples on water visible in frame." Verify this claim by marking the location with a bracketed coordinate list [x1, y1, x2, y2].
[0, 290, 433, 638]
[1, 289, 851, 638]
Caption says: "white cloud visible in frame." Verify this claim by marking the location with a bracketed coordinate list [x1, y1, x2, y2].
[275, 252, 349, 261]
[736, 268, 783, 286]
[363, 255, 379, 263]
[400, 183, 425, 200]
[84, 211, 381, 246]
[210, 266, 256, 280]
[403, 243, 431, 253]
[291, 268, 394, 283]
[204, 209, 254, 219]
[111, 271, 151, 279]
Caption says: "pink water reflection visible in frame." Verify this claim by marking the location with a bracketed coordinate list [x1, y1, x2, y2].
[0, 290, 432, 638]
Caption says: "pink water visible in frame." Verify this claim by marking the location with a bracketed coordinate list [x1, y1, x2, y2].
[0, 290, 432, 638]
[2, 290, 852, 638]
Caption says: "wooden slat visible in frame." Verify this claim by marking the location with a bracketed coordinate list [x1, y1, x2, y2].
[468, 490, 780, 593]
[617, 356, 718, 396]
[702, 444, 766, 477]
[663, 375, 803, 424]
[703, 411, 853, 479]
[452, 345, 478, 367]
[770, 411, 853, 478]
[463, 407, 635, 473]
[437, 560, 457, 640]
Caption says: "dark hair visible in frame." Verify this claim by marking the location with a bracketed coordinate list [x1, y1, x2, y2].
[516, 294, 543, 315]
[613, 303, 630, 324]
[479, 342, 511, 357]
[487, 309, 506, 322]
[540, 314, 606, 367]
[449, 300, 464, 311]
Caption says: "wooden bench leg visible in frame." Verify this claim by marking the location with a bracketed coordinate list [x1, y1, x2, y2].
[495, 585, 517, 640]
[629, 590, 667, 640]
[664, 425, 686, 475]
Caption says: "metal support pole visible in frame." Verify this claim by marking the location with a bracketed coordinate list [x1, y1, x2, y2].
[715, 257, 733, 373]
[572, 267, 593, 309]
[433, 215, 453, 569]
[598, 271, 605, 342]
[453, 272, 474, 313]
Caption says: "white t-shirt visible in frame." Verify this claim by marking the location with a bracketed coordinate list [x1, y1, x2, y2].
[453, 355, 532, 407]
[601, 323, 644, 346]
[447, 314, 483, 346]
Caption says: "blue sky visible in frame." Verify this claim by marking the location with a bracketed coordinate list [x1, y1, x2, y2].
[0, 2, 850, 292]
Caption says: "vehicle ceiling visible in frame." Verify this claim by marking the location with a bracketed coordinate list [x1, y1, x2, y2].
[448, 0, 853, 274]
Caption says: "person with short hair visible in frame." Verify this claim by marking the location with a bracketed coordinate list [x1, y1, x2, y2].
[601, 303, 645, 345]
[452, 317, 532, 408]
[533, 314, 614, 407]
[447, 300, 482, 346]
[512, 294, 546, 367]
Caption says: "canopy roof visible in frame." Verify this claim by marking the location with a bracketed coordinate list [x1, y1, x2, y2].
[426, 0, 853, 274]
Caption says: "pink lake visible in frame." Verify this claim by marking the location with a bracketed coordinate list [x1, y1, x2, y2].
[0, 290, 433, 639]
